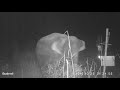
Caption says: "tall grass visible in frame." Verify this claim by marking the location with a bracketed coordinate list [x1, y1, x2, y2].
[45, 57, 103, 78]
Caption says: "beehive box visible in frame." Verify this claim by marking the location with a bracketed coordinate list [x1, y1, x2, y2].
[101, 56, 115, 66]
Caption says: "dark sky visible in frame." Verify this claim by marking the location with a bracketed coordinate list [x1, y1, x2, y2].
[0, 12, 120, 60]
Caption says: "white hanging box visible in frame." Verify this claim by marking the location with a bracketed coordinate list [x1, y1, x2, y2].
[101, 56, 115, 66]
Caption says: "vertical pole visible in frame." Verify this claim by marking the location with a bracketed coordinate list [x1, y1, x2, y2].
[103, 28, 109, 78]
[65, 30, 75, 78]
[66, 59, 69, 78]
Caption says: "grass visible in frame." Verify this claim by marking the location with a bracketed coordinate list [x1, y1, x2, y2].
[44, 57, 104, 78]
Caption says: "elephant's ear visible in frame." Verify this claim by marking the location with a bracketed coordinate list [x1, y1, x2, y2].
[79, 40, 85, 51]
[51, 41, 62, 54]
[51, 38, 66, 55]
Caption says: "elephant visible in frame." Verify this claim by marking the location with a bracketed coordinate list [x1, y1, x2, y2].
[35, 32, 85, 77]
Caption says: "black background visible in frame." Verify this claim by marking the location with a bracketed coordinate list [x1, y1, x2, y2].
[0, 12, 120, 58]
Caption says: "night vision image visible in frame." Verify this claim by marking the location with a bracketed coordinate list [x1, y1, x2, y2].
[0, 12, 120, 78]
